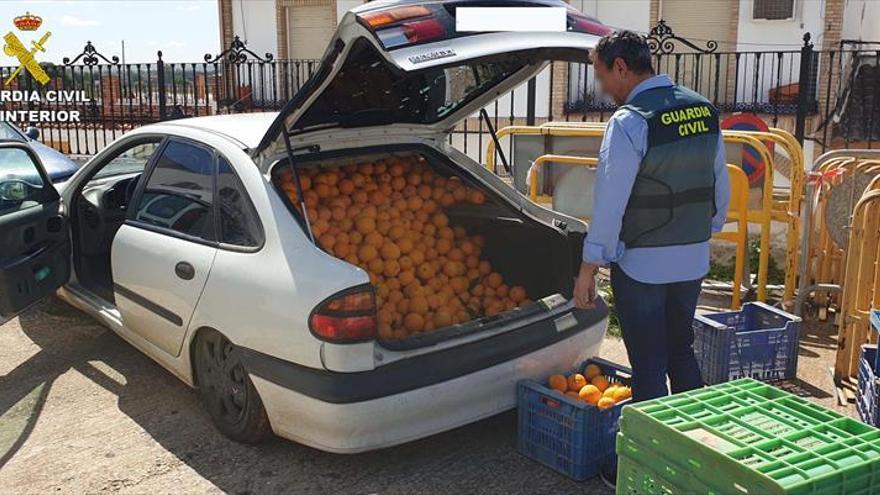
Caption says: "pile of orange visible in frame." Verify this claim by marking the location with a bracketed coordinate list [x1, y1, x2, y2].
[547, 363, 632, 409]
[275, 154, 531, 340]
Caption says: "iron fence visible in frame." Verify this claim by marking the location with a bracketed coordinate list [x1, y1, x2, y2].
[564, 21, 817, 126]
[0, 36, 320, 155]
[1, 27, 878, 159]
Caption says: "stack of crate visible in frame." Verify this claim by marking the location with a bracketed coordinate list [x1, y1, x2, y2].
[856, 309, 880, 427]
[617, 379, 880, 494]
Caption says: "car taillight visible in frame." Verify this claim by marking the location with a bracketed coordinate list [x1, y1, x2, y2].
[309, 286, 377, 343]
[358, 5, 451, 49]
[567, 9, 612, 36]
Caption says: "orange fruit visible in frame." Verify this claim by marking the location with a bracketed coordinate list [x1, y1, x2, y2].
[565, 391, 581, 400]
[597, 397, 616, 410]
[365, 231, 383, 247]
[398, 270, 416, 286]
[613, 386, 632, 402]
[486, 272, 503, 289]
[383, 259, 401, 277]
[433, 310, 453, 328]
[355, 216, 376, 235]
[509, 286, 527, 304]
[416, 263, 436, 281]
[398, 237, 414, 254]
[334, 243, 351, 258]
[478, 260, 492, 275]
[548, 374, 568, 393]
[567, 373, 588, 392]
[591, 375, 610, 393]
[367, 258, 384, 274]
[583, 363, 603, 380]
[602, 385, 618, 399]
[468, 190, 486, 204]
[358, 244, 378, 263]
[432, 212, 449, 228]
[578, 384, 602, 404]
[380, 242, 401, 260]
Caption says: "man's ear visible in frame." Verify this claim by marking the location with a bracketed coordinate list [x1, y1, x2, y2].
[614, 57, 628, 77]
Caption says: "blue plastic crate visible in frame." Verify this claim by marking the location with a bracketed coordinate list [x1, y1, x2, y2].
[516, 357, 631, 481]
[693, 302, 801, 385]
[857, 345, 880, 427]
[872, 309, 880, 373]
[871, 309, 880, 334]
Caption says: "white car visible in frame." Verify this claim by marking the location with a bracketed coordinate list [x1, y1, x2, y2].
[0, 0, 609, 453]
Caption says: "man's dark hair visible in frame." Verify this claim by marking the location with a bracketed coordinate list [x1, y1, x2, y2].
[594, 30, 655, 75]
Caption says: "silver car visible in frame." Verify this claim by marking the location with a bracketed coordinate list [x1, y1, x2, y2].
[0, 0, 609, 452]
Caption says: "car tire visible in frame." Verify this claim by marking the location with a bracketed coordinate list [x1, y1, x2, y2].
[193, 329, 271, 443]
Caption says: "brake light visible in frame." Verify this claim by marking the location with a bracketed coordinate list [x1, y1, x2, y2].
[309, 286, 377, 343]
[567, 8, 612, 36]
[361, 5, 432, 28]
[358, 5, 451, 49]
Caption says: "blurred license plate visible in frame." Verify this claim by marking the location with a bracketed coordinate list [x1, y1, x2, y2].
[456, 7, 567, 33]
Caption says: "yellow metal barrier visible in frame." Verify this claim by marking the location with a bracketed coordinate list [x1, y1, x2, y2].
[489, 124, 778, 302]
[534, 123, 804, 303]
[529, 154, 598, 205]
[714, 165, 750, 309]
[833, 183, 880, 394]
[527, 155, 750, 310]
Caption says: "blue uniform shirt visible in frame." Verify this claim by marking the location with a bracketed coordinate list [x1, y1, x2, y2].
[583, 75, 730, 284]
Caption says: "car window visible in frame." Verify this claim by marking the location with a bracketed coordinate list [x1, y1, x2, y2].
[93, 140, 161, 180]
[217, 157, 261, 247]
[0, 122, 24, 141]
[295, 38, 527, 130]
[134, 140, 215, 240]
[0, 148, 49, 216]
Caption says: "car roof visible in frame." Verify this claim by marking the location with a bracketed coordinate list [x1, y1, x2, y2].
[156, 112, 278, 149]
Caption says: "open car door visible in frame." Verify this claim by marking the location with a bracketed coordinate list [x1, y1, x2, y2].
[0, 142, 70, 325]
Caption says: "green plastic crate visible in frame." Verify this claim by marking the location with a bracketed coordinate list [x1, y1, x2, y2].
[616, 379, 880, 494]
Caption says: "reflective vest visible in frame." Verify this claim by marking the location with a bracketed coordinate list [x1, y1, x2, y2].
[618, 85, 719, 248]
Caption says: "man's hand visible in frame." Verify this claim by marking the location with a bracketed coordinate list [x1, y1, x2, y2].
[574, 262, 599, 309]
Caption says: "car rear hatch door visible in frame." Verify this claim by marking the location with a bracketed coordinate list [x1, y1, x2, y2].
[252, 0, 609, 167]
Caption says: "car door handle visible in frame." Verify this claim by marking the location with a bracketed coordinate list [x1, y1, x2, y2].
[174, 261, 195, 280]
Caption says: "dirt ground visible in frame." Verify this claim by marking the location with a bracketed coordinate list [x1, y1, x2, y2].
[0, 298, 853, 494]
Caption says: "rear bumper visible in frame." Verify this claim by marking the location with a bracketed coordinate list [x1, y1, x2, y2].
[245, 301, 608, 453]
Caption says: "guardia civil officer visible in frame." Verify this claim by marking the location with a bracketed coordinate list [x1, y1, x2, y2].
[573, 31, 730, 402]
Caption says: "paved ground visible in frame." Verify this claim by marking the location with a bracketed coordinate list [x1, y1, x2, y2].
[0, 298, 853, 494]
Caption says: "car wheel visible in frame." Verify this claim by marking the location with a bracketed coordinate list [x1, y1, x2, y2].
[193, 330, 271, 443]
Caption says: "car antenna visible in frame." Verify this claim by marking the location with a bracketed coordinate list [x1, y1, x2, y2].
[281, 130, 316, 244]
[479, 108, 511, 175]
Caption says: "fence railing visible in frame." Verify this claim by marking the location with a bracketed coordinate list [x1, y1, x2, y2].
[0, 37, 320, 155]
[2, 28, 878, 158]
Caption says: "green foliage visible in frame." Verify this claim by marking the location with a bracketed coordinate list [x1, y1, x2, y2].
[707, 238, 785, 286]
[600, 283, 621, 338]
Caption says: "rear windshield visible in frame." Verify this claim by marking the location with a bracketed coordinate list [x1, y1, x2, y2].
[294, 38, 527, 130]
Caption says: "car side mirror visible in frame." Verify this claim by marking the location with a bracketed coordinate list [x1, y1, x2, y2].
[24, 127, 40, 140]
[0, 179, 34, 202]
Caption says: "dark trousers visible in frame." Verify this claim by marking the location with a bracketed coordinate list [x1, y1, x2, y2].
[610, 264, 704, 402]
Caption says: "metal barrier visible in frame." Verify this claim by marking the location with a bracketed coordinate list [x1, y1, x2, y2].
[795, 150, 880, 317]
[487, 123, 781, 303]
[528, 154, 598, 205]
[833, 177, 880, 399]
[528, 155, 750, 310]
[714, 165, 750, 309]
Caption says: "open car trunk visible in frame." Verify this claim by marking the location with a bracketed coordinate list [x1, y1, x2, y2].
[271, 145, 581, 349]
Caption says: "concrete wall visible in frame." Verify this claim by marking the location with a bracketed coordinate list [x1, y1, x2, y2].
[231, 0, 278, 57]
[572, 0, 651, 33]
[336, 0, 364, 23]
[842, 0, 880, 42]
